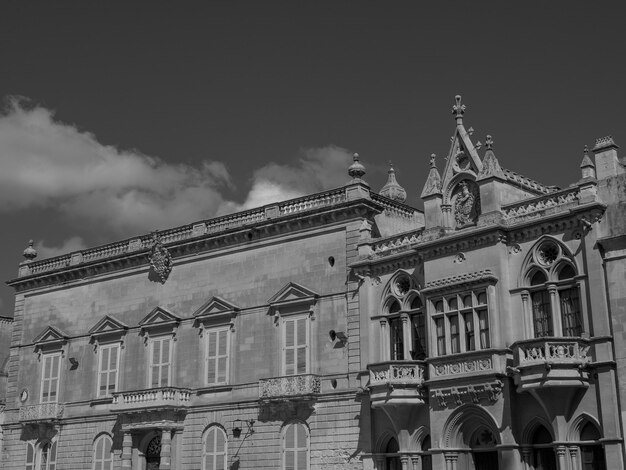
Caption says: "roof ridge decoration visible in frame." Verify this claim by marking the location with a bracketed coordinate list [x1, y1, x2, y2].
[593, 135, 618, 152]
[500, 169, 557, 194]
[379, 162, 407, 203]
[477, 135, 506, 181]
[421, 154, 443, 198]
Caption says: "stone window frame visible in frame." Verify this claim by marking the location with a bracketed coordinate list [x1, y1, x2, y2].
[88, 315, 128, 400]
[138, 307, 181, 389]
[96, 342, 121, 399]
[519, 238, 587, 339]
[148, 335, 174, 388]
[26, 438, 58, 470]
[204, 325, 231, 386]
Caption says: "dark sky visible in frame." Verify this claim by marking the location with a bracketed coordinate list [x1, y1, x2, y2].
[0, 2, 624, 314]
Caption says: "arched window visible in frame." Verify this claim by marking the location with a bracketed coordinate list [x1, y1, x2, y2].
[282, 422, 309, 470]
[385, 437, 401, 470]
[203, 426, 227, 470]
[580, 422, 606, 470]
[531, 425, 556, 470]
[25, 440, 58, 470]
[380, 272, 426, 360]
[93, 435, 113, 470]
[25, 442, 35, 470]
[524, 240, 583, 338]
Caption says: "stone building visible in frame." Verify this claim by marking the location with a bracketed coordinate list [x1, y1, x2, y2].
[0, 96, 624, 470]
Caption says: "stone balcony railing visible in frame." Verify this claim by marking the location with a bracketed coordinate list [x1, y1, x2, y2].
[514, 338, 591, 367]
[368, 361, 426, 387]
[19, 403, 64, 422]
[367, 361, 427, 408]
[259, 374, 321, 400]
[511, 338, 592, 391]
[111, 387, 192, 412]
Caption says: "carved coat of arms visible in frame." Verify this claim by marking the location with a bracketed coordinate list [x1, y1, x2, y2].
[148, 233, 173, 284]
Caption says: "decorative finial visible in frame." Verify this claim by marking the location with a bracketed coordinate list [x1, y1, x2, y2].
[452, 95, 466, 120]
[485, 135, 493, 150]
[580, 144, 595, 172]
[584, 144, 589, 154]
[429, 153, 436, 168]
[348, 152, 366, 182]
[379, 161, 406, 202]
[23, 240, 38, 262]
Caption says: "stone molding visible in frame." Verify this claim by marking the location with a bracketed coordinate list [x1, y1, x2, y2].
[421, 270, 498, 294]
[431, 380, 503, 408]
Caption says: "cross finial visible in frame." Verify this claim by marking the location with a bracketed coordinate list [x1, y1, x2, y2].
[452, 95, 466, 120]
[485, 135, 493, 150]
[429, 153, 436, 168]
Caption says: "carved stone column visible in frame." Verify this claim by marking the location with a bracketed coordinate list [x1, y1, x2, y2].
[400, 455, 409, 470]
[160, 429, 172, 470]
[547, 284, 562, 336]
[568, 446, 580, 470]
[520, 291, 531, 338]
[444, 452, 458, 470]
[556, 445, 567, 470]
[380, 320, 389, 361]
[410, 455, 421, 470]
[401, 313, 411, 359]
[520, 446, 532, 470]
[121, 431, 132, 469]
[374, 455, 385, 470]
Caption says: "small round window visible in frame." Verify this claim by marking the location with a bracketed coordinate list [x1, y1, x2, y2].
[392, 275, 411, 297]
[536, 241, 560, 266]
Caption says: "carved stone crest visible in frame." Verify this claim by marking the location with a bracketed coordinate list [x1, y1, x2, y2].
[148, 232, 173, 284]
[453, 180, 480, 228]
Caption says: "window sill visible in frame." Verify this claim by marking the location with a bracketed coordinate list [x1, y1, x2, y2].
[197, 385, 233, 395]
[90, 397, 114, 406]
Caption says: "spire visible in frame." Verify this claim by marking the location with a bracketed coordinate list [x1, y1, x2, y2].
[23, 239, 37, 262]
[580, 145, 596, 179]
[421, 154, 443, 198]
[477, 135, 505, 181]
[452, 95, 465, 124]
[348, 153, 366, 183]
[379, 162, 407, 202]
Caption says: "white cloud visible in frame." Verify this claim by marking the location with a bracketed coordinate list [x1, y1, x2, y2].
[35, 236, 88, 259]
[0, 97, 355, 247]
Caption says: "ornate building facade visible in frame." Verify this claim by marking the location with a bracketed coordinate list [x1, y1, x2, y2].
[0, 97, 624, 470]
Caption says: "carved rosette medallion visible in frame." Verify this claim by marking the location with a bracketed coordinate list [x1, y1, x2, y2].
[148, 233, 173, 284]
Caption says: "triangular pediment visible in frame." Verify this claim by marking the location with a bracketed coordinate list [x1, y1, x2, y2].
[89, 315, 129, 335]
[193, 296, 240, 318]
[138, 306, 181, 327]
[33, 325, 69, 345]
[268, 282, 319, 306]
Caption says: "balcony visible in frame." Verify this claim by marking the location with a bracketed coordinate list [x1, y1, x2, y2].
[511, 338, 591, 391]
[367, 361, 426, 408]
[259, 374, 321, 400]
[19, 403, 64, 423]
[110, 387, 192, 413]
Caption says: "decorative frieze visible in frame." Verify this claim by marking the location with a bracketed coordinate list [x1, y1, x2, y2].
[368, 361, 426, 387]
[432, 380, 503, 408]
[516, 339, 590, 366]
[259, 374, 321, 399]
[19, 403, 64, 422]
[431, 356, 493, 377]
[422, 270, 497, 294]
[502, 187, 580, 220]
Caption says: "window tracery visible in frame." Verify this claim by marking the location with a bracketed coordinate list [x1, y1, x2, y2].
[522, 239, 583, 338]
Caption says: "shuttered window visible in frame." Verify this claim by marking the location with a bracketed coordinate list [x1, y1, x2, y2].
[203, 427, 227, 470]
[41, 353, 61, 403]
[283, 422, 309, 470]
[283, 316, 308, 375]
[150, 337, 172, 387]
[97, 344, 120, 397]
[93, 435, 113, 470]
[206, 328, 229, 385]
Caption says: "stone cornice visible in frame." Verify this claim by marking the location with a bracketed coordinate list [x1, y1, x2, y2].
[8, 197, 383, 293]
[421, 270, 498, 294]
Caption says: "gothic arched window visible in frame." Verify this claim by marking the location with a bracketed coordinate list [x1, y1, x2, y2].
[203, 426, 228, 470]
[524, 239, 583, 338]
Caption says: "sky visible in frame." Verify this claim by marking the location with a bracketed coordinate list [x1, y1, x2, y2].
[0, 1, 624, 314]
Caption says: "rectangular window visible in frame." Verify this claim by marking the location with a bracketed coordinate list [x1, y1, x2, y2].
[435, 317, 446, 355]
[41, 353, 61, 403]
[464, 312, 475, 351]
[283, 316, 308, 375]
[449, 316, 460, 354]
[560, 288, 582, 337]
[150, 337, 172, 387]
[206, 327, 229, 385]
[97, 343, 120, 397]
[532, 290, 553, 337]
